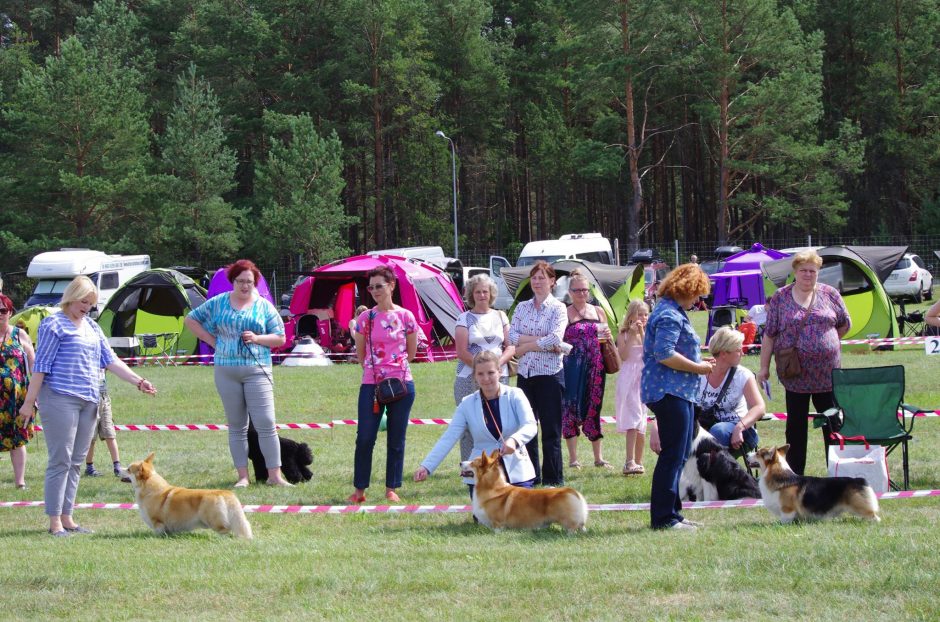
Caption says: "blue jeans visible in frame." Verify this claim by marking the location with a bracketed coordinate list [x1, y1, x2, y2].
[648, 394, 695, 529]
[353, 382, 415, 490]
[708, 422, 759, 452]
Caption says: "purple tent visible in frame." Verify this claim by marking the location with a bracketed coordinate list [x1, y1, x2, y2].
[197, 267, 276, 357]
[721, 243, 790, 271]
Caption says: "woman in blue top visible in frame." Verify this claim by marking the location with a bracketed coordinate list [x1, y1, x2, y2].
[641, 264, 713, 531]
[19, 276, 157, 536]
[185, 259, 289, 488]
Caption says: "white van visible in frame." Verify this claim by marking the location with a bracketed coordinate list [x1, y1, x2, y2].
[490, 233, 615, 309]
[25, 249, 151, 315]
[367, 246, 448, 265]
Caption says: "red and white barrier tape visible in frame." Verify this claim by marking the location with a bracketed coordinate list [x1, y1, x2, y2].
[31, 409, 939, 434]
[2, 489, 937, 514]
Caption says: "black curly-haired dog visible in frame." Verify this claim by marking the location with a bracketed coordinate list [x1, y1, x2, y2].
[247, 422, 313, 484]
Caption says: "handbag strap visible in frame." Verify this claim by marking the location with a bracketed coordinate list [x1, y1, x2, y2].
[792, 286, 816, 335]
[830, 432, 870, 450]
[701, 366, 737, 409]
[480, 389, 505, 443]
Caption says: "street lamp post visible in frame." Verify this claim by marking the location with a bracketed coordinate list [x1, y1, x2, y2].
[435, 130, 458, 260]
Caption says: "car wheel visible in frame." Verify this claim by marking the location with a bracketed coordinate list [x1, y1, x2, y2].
[926, 282, 933, 301]
[913, 288, 922, 304]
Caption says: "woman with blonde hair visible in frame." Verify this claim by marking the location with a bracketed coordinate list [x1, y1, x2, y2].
[453, 273, 513, 461]
[641, 264, 713, 530]
[20, 276, 157, 536]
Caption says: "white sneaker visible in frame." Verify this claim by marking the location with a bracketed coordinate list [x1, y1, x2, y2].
[668, 521, 697, 531]
[681, 518, 704, 527]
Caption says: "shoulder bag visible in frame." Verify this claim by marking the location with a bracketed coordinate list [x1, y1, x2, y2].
[369, 312, 408, 405]
[775, 288, 815, 380]
[481, 391, 535, 483]
[694, 366, 737, 430]
[497, 310, 518, 377]
[595, 306, 621, 374]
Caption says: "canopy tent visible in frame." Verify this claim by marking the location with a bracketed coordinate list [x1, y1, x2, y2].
[761, 245, 906, 341]
[706, 244, 790, 340]
[97, 269, 208, 358]
[9, 305, 58, 347]
[506, 259, 645, 333]
[197, 267, 276, 357]
[285, 254, 465, 360]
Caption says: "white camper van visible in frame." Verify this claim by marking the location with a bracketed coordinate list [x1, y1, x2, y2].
[367, 246, 448, 264]
[490, 233, 615, 309]
[25, 249, 151, 315]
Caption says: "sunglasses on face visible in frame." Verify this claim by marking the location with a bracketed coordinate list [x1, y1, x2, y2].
[366, 283, 386, 292]
[570, 288, 589, 294]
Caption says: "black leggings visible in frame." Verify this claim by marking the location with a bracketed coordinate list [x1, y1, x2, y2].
[784, 390, 834, 475]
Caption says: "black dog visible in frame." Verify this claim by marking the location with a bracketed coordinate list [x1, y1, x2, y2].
[247, 422, 313, 484]
[697, 449, 761, 500]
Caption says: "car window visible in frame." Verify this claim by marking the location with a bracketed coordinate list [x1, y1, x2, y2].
[518, 255, 564, 267]
[912, 255, 926, 269]
[894, 258, 911, 270]
[99, 271, 119, 290]
[575, 251, 611, 264]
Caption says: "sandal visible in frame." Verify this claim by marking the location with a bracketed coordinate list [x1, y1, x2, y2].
[568, 460, 583, 469]
[622, 462, 645, 475]
[594, 460, 613, 469]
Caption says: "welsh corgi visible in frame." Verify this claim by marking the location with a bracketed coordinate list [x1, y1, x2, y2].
[128, 453, 253, 538]
[749, 445, 880, 523]
[463, 450, 587, 533]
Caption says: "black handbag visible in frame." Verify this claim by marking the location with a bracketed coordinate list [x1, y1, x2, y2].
[694, 366, 737, 430]
[369, 312, 408, 405]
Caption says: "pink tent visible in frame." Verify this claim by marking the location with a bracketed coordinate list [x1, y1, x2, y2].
[284, 255, 464, 361]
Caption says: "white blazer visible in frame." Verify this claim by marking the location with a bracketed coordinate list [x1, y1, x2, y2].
[421, 385, 538, 484]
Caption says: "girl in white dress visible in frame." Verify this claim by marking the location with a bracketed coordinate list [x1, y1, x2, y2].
[615, 300, 649, 475]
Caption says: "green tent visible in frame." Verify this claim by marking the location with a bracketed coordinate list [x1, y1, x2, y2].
[9, 305, 58, 347]
[97, 269, 207, 357]
[505, 259, 645, 333]
[761, 246, 905, 341]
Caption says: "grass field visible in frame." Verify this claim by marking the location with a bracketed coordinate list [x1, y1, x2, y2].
[3, 310, 940, 621]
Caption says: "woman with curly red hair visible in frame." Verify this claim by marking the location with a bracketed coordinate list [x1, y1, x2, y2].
[185, 259, 290, 487]
[641, 263, 714, 530]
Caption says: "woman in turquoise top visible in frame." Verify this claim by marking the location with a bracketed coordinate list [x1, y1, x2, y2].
[185, 259, 290, 487]
[640, 264, 713, 531]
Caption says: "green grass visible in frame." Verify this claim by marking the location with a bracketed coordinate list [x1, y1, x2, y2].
[3, 309, 940, 621]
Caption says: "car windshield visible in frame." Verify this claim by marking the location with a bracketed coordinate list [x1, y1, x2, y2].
[894, 258, 912, 270]
[517, 255, 564, 267]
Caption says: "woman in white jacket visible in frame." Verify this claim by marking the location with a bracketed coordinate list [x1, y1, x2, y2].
[414, 351, 538, 495]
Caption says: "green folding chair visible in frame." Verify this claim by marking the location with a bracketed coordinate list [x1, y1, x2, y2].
[823, 366, 921, 490]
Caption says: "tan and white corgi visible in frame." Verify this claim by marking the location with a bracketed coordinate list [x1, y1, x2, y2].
[463, 450, 587, 533]
[749, 445, 880, 523]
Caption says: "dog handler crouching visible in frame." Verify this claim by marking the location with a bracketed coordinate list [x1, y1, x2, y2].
[19, 276, 157, 537]
[184, 259, 291, 488]
[414, 351, 538, 497]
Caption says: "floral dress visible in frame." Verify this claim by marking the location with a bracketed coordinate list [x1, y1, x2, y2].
[561, 320, 606, 441]
[0, 327, 32, 451]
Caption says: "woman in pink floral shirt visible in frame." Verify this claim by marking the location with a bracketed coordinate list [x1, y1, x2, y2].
[758, 250, 850, 475]
[348, 266, 418, 504]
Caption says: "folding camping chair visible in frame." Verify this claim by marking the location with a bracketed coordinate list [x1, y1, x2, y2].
[135, 332, 180, 366]
[821, 366, 923, 490]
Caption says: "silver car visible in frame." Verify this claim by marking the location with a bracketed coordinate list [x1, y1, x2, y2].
[884, 253, 933, 302]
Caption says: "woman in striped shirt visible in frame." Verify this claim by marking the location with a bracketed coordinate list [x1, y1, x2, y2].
[508, 261, 568, 486]
[20, 276, 157, 537]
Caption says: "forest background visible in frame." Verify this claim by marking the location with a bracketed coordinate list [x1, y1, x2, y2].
[1, 0, 938, 290]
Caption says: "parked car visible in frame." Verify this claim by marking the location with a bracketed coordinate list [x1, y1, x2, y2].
[884, 253, 933, 303]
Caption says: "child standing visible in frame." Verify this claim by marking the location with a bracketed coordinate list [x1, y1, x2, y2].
[615, 300, 649, 475]
[85, 371, 131, 482]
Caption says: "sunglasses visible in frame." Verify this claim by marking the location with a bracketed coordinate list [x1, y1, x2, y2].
[366, 283, 386, 292]
[569, 288, 589, 294]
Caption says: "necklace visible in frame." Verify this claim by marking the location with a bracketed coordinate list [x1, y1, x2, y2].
[572, 305, 593, 322]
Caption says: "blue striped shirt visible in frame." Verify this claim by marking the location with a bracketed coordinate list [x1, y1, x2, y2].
[34, 311, 116, 403]
[188, 293, 285, 366]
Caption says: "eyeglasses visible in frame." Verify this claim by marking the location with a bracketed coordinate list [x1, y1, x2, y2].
[366, 283, 386, 292]
[570, 288, 589, 294]
[0, 309, 9, 315]
[234, 279, 255, 286]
